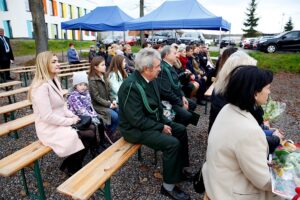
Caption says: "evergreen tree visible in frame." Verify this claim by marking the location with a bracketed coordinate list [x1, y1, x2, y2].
[284, 17, 294, 31]
[242, 0, 260, 37]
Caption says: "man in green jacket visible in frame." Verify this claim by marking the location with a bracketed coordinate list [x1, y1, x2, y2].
[157, 45, 197, 126]
[118, 48, 190, 200]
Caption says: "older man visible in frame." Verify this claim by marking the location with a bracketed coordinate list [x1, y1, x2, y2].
[157, 45, 197, 126]
[118, 48, 190, 200]
[0, 28, 14, 82]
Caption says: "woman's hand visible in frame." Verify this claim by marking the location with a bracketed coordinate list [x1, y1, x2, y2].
[162, 125, 172, 135]
[72, 116, 80, 124]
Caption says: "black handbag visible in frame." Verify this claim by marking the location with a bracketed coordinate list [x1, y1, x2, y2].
[193, 167, 205, 194]
[71, 115, 92, 130]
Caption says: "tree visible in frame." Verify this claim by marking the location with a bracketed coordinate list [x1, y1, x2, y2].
[242, 0, 260, 37]
[29, 0, 48, 55]
[284, 17, 294, 31]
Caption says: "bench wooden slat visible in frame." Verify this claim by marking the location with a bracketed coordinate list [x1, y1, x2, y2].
[0, 100, 31, 115]
[0, 141, 51, 177]
[57, 138, 141, 200]
[204, 83, 214, 97]
[0, 114, 35, 136]
[0, 87, 29, 98]
[0, 81, 22, 89]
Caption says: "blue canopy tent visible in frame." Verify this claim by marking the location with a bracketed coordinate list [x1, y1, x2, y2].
[125, 0, 230, 31]
[61, 6, 134, 31]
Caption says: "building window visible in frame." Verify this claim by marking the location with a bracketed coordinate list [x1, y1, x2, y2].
[77, 7, 80, 17]
[26, 20, 33, 38]
[48, 0, 53, 16]
[0, 0, 8, 11]
[24, 0, 30, 11]
[3, 20, 12, 38]
[68, 5, 72, 19]
[58, 2, 63, 17]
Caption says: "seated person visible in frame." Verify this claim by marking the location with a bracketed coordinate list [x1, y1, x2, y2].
[118, 48, 190, 200]
[88, 56, 119, 144]
[202, 65, 282, 200]
[67, 43, 80, 64]
[67, 71, 106, 154]
[123, 44, 135, 73]
[157, 45, 197, 126]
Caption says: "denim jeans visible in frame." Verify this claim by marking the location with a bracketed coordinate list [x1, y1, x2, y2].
[106, 108, 119, 134]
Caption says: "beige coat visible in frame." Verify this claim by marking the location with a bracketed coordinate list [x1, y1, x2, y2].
[202, 104, 280, 200]
[31, 78, 84, 157]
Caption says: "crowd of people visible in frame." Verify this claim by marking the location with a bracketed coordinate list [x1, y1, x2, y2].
[28, 41, 284, 200]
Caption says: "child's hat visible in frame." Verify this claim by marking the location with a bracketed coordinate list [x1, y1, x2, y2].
[72, 71, 88, 86]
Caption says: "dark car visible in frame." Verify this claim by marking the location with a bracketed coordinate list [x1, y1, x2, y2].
[220, 38, 236, 48]
[257, 30, 300, 53]
[179, 32, 205, 45]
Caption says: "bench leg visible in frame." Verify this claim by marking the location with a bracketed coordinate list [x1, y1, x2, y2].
[104, 179, 111, 200]
[19, 160, 46, 200]
[138, 148, 142, 161]
[33, 160, 46, 200]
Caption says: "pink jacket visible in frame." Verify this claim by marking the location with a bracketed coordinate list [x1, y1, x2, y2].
[31, 77, 84, 157]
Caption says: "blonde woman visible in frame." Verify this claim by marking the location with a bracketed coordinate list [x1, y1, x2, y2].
[208, 51, 257, 132]
[29, 51, 95, 176]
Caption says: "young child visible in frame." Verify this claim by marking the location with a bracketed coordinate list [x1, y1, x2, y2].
[67, 71, 105, 155]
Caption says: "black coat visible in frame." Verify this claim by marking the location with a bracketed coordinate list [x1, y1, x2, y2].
[0, 36, 14, 62]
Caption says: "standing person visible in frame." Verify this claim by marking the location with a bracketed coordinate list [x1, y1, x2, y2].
[67, 43, 80, 64]
[0, 28, 14, 82]
[157, 45, 197, 126]
[118, 48, 191, 200]
[29, 51, 94, 176]
[88, 56, 119, 143]
[107, 55, 127, 103]
[202, 66, 281, 200]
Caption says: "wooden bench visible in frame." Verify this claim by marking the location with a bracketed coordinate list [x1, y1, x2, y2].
[204, 83, 215, 114]
[0, 86, 29, 103]
[0, 140, 52, 200]
[57, 137, 141, 200]
[0, 81, 22, 89]
[0, 114, 35, 137]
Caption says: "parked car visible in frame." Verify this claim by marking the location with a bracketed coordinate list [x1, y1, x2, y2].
[220, 37, 236, 48]
[179, 32, 205, 45]
[242, 38, 256, 49]
[257, 30, 300, 53]
[120, 36, 137, 46]
[102, 36, 122, 45]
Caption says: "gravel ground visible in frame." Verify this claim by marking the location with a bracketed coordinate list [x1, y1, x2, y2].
[0, 72, 299, 200]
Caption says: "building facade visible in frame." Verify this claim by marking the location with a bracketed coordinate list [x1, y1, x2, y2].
[0, 0, 97, 40]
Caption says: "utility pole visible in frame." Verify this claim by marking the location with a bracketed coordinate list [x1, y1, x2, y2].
[139, 0, 144, 45]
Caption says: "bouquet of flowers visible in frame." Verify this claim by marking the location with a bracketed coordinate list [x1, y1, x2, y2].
[262, 97, 286, 122]
[271, 141, 300, 199]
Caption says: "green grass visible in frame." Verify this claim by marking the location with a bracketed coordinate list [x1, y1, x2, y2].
[11, 39, 95, 57]
[249, 51, 300, 73]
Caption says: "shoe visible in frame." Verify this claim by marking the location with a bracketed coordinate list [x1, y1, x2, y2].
[161, 185, 190, 200]
[90, 146, 105, 158]
[182, 168, 194, 181]
[59, 163, 74, 177]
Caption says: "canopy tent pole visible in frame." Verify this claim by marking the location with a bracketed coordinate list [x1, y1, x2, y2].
[218, 27, 222, 52]
[123, 31, 126, 44]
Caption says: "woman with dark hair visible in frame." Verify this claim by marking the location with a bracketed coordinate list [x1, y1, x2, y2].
[215, 47, 238, 77]
[89, 56, 119, 144]
[202, 66, 281, 200]
[107, 55, 128, 102]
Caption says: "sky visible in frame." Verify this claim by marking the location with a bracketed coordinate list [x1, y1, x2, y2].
[89, 0, 300, 34]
